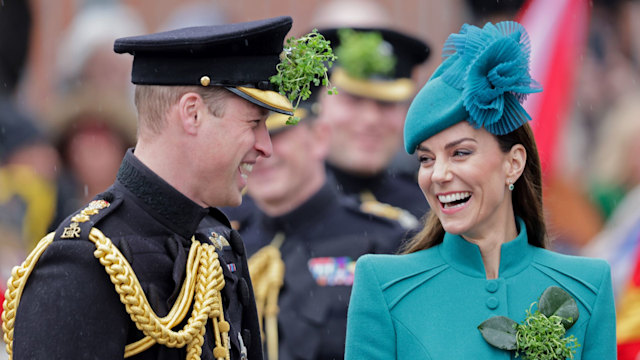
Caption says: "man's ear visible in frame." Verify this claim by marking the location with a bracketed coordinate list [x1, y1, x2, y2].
[178, 92, 205, 135]
[506, 143, 527, 184]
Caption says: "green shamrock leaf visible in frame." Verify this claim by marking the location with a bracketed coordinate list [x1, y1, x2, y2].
[477, 316, 518, 350]
[538, 286, 579, 330]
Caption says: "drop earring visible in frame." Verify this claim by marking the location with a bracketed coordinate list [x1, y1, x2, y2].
[508, 182, 514, 191]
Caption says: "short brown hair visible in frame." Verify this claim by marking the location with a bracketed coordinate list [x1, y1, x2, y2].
[401, 123, 547, 254]
[134, 85, 232, 139]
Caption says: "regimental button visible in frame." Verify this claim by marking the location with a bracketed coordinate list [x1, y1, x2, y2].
[486, 297, 499, 310]
[485, 280, 499, 293]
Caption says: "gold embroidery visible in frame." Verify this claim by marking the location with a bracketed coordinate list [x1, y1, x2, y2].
[60, 200, 111, 239]
[70, 214, 90, 223]
[209, 232, 230, 251]
[61, 222, 81, 239]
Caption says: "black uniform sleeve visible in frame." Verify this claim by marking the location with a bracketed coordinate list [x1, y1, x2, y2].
[13, 239, 130, 359]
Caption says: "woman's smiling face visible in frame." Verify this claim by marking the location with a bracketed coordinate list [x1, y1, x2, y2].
[416, 121, 517, 240]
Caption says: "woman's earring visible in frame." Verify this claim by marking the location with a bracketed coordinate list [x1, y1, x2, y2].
[508, 182, 514, 191]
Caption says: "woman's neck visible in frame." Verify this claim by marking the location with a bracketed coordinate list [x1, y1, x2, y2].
[462, 214, 518, 280]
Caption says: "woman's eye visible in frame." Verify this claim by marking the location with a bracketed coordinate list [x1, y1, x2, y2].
[419, 155, 434, 165]
[453, 149, 472, 157]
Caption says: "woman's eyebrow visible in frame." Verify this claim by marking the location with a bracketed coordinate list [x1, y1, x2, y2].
[445, 137, 476, 149]
[417, 137, 477, 152]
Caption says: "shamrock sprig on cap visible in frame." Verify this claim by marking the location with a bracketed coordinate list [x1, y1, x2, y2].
[270, 29, 337, 125]
[335, 29, 396, 79]
[478, 286, 581, 360]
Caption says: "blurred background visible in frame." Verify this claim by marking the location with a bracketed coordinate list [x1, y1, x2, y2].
[1, 0, 640, 357]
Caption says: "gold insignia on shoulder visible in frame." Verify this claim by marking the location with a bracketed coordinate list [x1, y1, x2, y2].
[87, 200, 110, 210]
[60, 200, 111, 239]
[61, 222, 82, 239]
[70, 214, 91, 223]
[209, 232, 230, 251]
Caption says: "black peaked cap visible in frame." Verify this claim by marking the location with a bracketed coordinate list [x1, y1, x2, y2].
[114, 16, 293, 89]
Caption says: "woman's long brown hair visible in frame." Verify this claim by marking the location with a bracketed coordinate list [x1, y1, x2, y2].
[400, 123, 547, 254]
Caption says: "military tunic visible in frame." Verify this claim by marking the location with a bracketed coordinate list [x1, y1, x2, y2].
[326, 163, 428, 224]
[13, 149, 262, 360]
[225, 181, 407, 360]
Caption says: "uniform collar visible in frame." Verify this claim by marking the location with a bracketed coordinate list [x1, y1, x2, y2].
[439, 217, 532, 278]
[261, 180, 339, 235]
[326, 162, 385, 195]
[116, 148, 210, 239]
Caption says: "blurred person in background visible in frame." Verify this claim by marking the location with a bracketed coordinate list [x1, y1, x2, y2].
[46, 89, 138, 219]
[0, 98, 60, 285]
[544, 0, 640, 253]
[0, 1, 61, 335]
[43, 2, 145, 226]
[228, 103, 407, 360]
[581, 91, 640, 300]
[311, 0, 431, 231]
[54, 2, 145, 97]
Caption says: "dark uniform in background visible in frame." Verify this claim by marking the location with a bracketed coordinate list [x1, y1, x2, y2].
[224, 109, 408, 360]
[5, 16, 298, 360]
[316, 27, 431, 227]
[230, 183, 406, 360]
[327, 163, 427, 224]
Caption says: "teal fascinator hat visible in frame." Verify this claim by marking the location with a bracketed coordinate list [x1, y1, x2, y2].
[404, 21, 542, 154]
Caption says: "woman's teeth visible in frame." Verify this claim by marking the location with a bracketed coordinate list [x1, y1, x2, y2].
[438, 192, 471, 208]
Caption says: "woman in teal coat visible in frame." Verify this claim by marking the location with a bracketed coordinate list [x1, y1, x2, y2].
[344, 21, 616, 359]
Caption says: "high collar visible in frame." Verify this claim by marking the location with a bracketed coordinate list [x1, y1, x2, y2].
[260, 180, 339, 236]
[116, 148, 210, 239]
[439, 217, 533, 279]
[326, 162, 384, 195]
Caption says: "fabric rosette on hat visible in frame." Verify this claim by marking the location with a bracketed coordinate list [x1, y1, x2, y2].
[404, 21, 542, 154]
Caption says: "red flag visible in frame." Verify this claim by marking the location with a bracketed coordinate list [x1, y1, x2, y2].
[516, 0, 590, 178]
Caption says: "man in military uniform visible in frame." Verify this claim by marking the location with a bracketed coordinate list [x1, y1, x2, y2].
[224, 106, 407, 360]
[4, 16, 300, 360]
[310, 3, 431, 229]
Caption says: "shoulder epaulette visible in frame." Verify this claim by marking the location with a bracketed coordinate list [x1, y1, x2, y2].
[359, 199, 419, 230]
[55, 193, 121, 242]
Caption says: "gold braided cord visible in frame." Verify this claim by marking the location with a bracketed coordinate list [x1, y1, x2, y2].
[2, 228, 231, 360]
[2, 232, 55, 359]
[89, 228, 228, 360]
[247, 232, 285, 360]
[124, 240, 201, 357]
